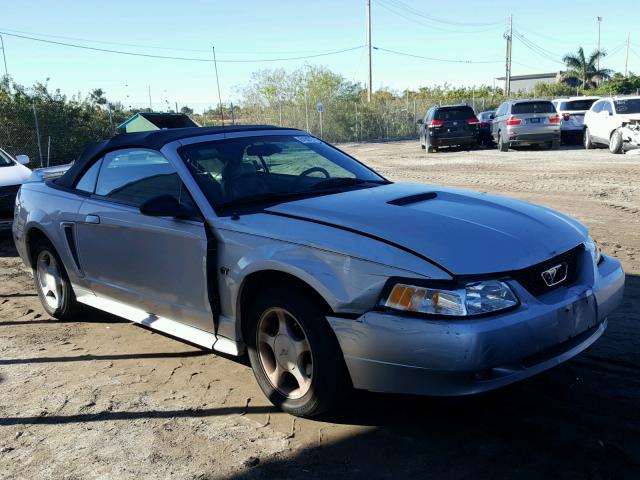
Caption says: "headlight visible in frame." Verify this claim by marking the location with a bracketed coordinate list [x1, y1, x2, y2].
[585, 236, 602, 265]
[381, 280, 518, 317]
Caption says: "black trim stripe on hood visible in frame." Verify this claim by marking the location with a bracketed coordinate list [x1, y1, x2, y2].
[262, 209, 454, 277]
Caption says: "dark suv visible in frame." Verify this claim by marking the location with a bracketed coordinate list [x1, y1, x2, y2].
[418, 105, 479, 152]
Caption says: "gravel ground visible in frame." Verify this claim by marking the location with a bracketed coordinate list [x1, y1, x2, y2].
[1, 142, 639, 479]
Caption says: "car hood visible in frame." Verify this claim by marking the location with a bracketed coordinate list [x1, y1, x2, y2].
[265, 183, 588, 275]
[0, 163, 32, 187]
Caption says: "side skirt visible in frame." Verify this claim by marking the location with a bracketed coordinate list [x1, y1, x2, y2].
[75, 290, 217, 350]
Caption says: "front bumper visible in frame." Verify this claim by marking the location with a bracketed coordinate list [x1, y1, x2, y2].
[328, 254, 625, 396]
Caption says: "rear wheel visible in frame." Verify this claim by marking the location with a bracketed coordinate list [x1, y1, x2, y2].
[584, 127, 594, 149]
[425, 135, 437, 153]
[609, 129, 623, 154]
[32, 239, 81, 320]
[498, 132, 509, 152]
[245, 285, 350, 417]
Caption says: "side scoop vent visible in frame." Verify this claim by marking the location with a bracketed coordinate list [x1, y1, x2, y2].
[387, 192, 437, 206]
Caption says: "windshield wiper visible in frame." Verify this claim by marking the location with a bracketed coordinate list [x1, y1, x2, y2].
[217, 191, 313, 209]
[310, 177, 388, 190]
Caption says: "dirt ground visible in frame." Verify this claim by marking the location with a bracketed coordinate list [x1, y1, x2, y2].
[1, 142, 639, 479]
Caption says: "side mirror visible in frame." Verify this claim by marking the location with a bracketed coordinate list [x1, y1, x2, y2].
[16, 154, 30, 165]
[416, 119, 424, 125]
[489, 114, 495, 120]
[140, 195, 193, 219]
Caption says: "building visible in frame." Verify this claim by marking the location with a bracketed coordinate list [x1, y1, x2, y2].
[117, 112, 199, 134]
[496, 72, 561, 94]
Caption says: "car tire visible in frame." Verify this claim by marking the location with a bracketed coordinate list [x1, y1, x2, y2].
[425, 136, 437, 153]
[420, 134, 426, 150]
[245, 284, 351, 417]
[32, 239, 82, 321]
[584, 128, 594, 150]
[609, 129, 623, 154]
[550, 139, 560, 150]
[498, 132, 509, 152]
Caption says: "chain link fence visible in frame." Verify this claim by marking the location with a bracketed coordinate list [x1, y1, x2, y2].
[0, 100, 119, 167]
[1, 94, 529, 168]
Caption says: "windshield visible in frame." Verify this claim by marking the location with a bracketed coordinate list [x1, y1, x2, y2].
[0, 149, 14, 167]
[434, 107, 475, 121]
[512, 102, 556, 114]
[559, 99, 597, 111]
[614, 98, 640, 114]
[178, 134, 387, 211]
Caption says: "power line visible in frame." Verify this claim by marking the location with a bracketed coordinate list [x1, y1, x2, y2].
[0, 27, 359, 55]
[512, 31, 564, 65]
[381, 0, 505, 27]
[374, 0, 503, 33]
[373, 46, 502, 64]
[0, 30, 364, 63]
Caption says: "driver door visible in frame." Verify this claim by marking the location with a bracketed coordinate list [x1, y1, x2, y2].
[74, 148, 214, 333]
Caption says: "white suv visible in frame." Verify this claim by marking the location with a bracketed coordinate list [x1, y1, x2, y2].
[551, 96, 600, 144]
[584, 96, 640, 153]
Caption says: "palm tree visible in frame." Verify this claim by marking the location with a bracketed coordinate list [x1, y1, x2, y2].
[562, 47, 613, 89]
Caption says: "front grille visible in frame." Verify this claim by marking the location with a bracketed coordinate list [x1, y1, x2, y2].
[511, 245, 583, 297]
[0, 184, 20, 218]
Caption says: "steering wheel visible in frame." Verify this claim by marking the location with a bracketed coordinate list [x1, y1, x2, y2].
[298, 167, 330, 179]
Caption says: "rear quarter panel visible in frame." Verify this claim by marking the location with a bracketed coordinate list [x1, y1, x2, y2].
[14, 182, 85, 283]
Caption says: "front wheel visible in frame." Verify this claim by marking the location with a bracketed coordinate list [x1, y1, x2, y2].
[32, 239, 81, 320]
[609, 129, 624, 154]
[245, 285, 350, 417]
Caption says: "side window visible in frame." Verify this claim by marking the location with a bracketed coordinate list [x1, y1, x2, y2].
[591, 101, 603, 113]
[496, 103, 506, 117]
[75, 158, 102, 193]
[95, 148, 194, 210]
[602, 102, 613, 115]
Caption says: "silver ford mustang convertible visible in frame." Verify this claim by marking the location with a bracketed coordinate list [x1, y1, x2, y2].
[13, 126, 625, 416]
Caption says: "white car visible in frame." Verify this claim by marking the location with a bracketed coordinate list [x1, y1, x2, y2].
[584, 96, 640, 153]
[551, 96, 600, 144]
[0, 147, 31, 222]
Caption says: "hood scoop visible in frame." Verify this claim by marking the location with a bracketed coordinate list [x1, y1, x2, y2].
[387, 191, 437, 206]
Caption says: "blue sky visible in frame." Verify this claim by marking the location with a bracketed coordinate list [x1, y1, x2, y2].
[1, 0, 637, 112]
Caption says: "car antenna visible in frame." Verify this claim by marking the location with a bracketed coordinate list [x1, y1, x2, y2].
[212, 45, 225, 132]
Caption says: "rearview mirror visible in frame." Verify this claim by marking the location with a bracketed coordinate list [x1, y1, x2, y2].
[16, 154, 30, 165]
[140, 195, 193, 219]
[416, 119, 423, 125]
[246, 144, 283, 157]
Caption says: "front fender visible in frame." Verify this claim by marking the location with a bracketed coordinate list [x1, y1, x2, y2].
[215, 228, 443, 342]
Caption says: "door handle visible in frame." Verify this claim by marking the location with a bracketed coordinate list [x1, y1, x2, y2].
[85, 214, 100, 224]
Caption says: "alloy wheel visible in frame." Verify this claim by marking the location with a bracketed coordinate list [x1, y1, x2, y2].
[36, 250, 63, 311]
[256, 307, 313, 399]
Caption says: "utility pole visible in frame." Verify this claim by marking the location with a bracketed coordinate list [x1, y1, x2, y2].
[0, 34, 8, 78]
[175, 101, 179, 113]
[366, 0, 372, 103]
[505, 15, 513, 96]
[625, 33, 630, 77]
[148, 85, 152, 111]
[596, 17, 603, 71]
[212, 46, 225, 126]
[303, 88, 309, 132]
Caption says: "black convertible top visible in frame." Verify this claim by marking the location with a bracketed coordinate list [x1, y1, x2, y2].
[56, 125, 302, 189]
